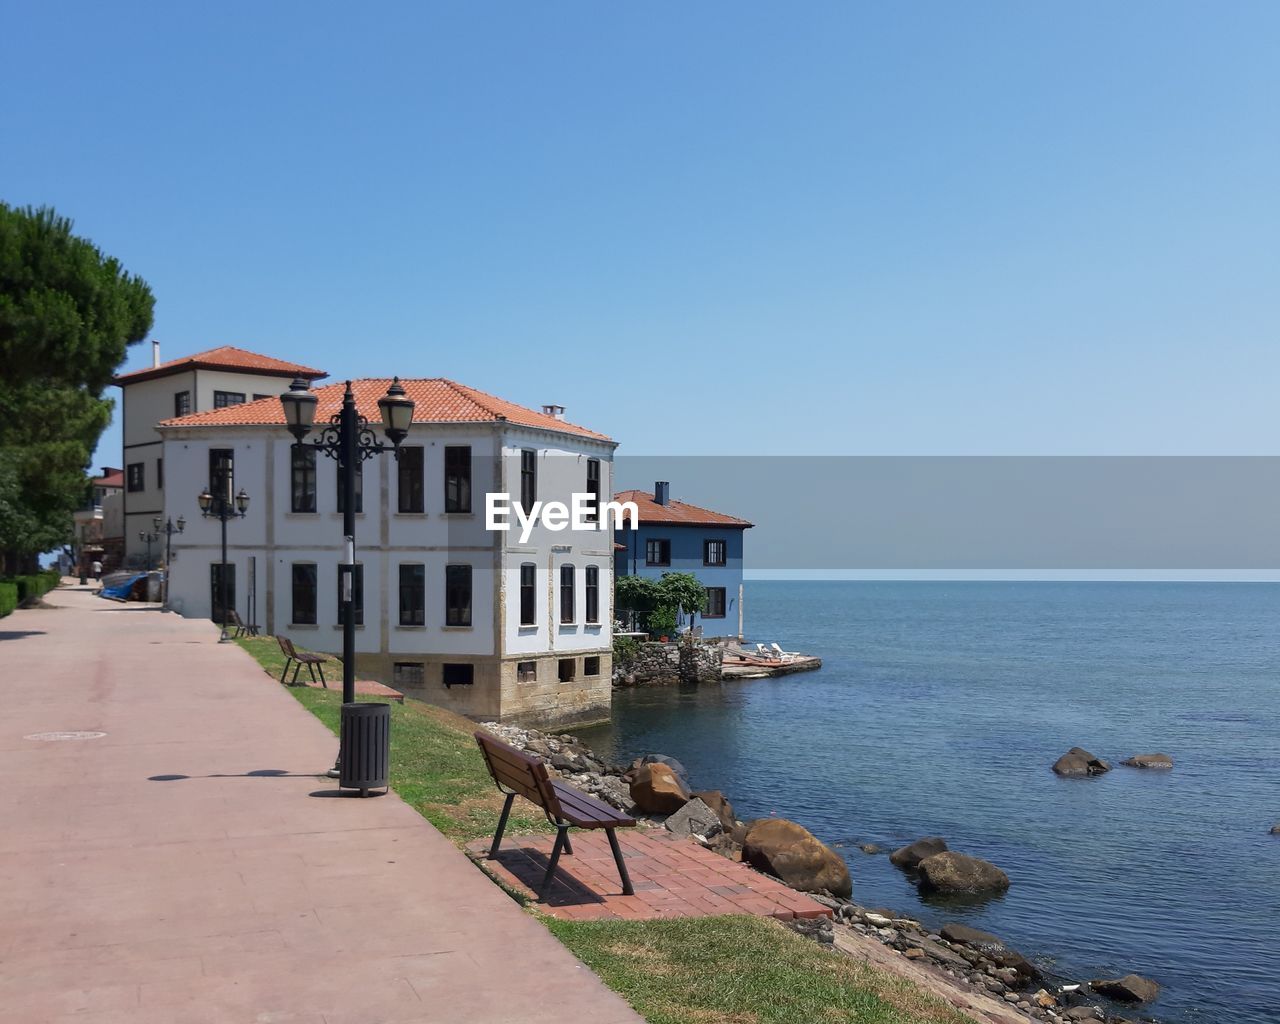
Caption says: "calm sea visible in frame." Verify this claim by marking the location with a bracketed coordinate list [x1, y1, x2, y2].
[578, 581, 1280, 1024]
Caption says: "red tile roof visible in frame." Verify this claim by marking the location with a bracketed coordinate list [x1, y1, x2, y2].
[94, 469, 124, 489]
[157, 378, 612, 441]
[113, 345, 327, 385]
[613, 489, 752, 528]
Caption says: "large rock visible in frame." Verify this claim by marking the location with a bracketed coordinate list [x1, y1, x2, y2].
[1270, 824, 1280, 835]
[1054, 747, 1111, 777]
[664, 797, 724, 840]
[596, 775, 638, 814]
[940, 923, 1040, 981]
[692, 790, 738, 833]
[742, 818, 852, 898]
[889, 836, 948, 869]
[917, 851, 1010, 894]
[629, 763, 691, 814]
[1090, 974, 1160, 1004]
[1121, 753, 1173, 769]
[640, 753, 689, 781]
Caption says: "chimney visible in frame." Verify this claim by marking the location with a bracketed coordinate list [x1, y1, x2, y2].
[541, 404, 565, 421]
[151, 339, 161, 367]
[654, 481, 670, 506]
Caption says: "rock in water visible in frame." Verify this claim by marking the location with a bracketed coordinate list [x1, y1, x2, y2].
[1090, 974, 1161, 1004]
[629, 763, 691, 814]
[916, 851, 1010, 894]
[1054, 747, 1111, 776]
[859, 842, 883, 855]
[1121, 753, 1173, 769]
[889, 836, 948, 869]
[940, 923, 1040, 980]
[692, 790, 738, 833]
[742, 818, 852, 898]
[664, 797, 724, 839]
[1270, 824, 1280, 835]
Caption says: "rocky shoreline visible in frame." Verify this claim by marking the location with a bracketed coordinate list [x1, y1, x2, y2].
[483, 720, 1168, 1024]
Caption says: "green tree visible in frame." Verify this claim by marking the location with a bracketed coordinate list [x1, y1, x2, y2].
[655, 572, 708, 625]
[0, 204, 154, 571]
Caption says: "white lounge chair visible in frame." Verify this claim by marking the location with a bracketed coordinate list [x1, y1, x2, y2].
[756, 643, 771, 657]
[770, 642, 796, 661]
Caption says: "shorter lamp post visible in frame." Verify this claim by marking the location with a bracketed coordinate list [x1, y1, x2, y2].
[138, 529, 159, 571]
[154, 515, 185, 607]
[198, 482, 250, 642]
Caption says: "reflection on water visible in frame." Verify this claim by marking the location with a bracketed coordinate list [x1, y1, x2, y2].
[580, 581, 1280, 1024]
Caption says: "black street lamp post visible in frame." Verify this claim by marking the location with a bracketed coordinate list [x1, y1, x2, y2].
[154, 515, 185, 607]
[198, 474, 250, 643]
[280, 377, 414, 774]
[138, 529, 158, 571]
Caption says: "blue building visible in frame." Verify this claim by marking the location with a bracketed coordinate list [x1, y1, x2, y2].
[613, 482, 752, 638]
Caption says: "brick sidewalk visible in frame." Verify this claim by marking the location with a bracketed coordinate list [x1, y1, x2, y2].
[466, 828, 833, 922]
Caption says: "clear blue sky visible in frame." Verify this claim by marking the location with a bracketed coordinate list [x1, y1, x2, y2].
[3, 1, 1277, 470]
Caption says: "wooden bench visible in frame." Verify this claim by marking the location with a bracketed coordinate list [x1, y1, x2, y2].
[276, 635, 329, 687]
[474, 730, 636, 900]
[229, 609, 260, 638]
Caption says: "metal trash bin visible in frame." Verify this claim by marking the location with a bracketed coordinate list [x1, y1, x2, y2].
[339, 702, 390, 796]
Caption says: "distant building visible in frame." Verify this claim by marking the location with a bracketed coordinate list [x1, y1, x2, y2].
[113, 342, 327, 566]
[72, 467, 125, 575]
[157, 379, 617, 729]
[614, 482, 752, 639]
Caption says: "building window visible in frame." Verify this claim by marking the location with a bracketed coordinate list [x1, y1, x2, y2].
[336, 564, 364, 626]
[213, 390, 246, 408]
[585, 459, 600, 522]
[585, 565, 599, 624]
[291, 563, 317, 624]
[126, 462, 144, 492]
[174, 391, 191, 417]
[398, 446, 424, 513]
[156, 458, 163, 489]
[252, 393, 272, 401]
[584, 656, 601, 677]
[443, 663, 474, 688]
[336, 459, 363, 513]
[559, 564, 575, 624]
[517, 660, 537, 682]
[445, 564, 472, 627]
[705, 586, 727, 619]
[394, 662, 424, 688]
[209, 449, 234, 502]
[444, 445, 471, 513]
[209, 563, 235, 624]
[291, 447, 317, 513]
[645, 538, 670, 566]
[558, 658, 576, 682]
[399, 564, 425, 625]
[520, 563, 536, 626]
[520, 449, 537, 513]
[704, 539, 727, 566]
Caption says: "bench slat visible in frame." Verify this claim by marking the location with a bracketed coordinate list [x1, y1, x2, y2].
[549, 781, 636, 828]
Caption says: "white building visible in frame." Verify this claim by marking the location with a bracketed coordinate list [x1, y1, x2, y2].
[157, 378, 618, 728]
[113, 343, 327, 566]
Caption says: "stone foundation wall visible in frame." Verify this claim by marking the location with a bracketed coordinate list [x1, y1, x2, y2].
[355, 649, 613, 729]
[614, 640, 722, 686]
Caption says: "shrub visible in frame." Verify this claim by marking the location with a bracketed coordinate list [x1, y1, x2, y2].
[0, 583, 17, 618]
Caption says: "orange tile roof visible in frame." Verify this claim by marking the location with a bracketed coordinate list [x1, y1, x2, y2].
[94, 469, 124, 489]
[613, 489, 752, 528]
[113, 345, 327, 385]
[157, 378, 612, 441]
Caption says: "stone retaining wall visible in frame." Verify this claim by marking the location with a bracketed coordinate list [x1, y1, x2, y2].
[614, 640, 722, 686]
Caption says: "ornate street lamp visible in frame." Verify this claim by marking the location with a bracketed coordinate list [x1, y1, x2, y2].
[280, 377, 414, 776]
[138, 529, 159, 571]
[199, 472, 250, 642]
[154, 515, 185, 607]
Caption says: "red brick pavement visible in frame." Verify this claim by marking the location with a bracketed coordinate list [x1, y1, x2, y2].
[465, 828, 833, 922]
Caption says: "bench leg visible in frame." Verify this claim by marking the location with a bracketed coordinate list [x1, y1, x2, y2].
[539, 827, 569, 901]
[317, 662, 326, 686]
[291, 662, 304, 685]
[280, 658, 293, 684]
[489, 792, 516, 858]
[562, 831, 573, 856]
[606, 828, 634, 896]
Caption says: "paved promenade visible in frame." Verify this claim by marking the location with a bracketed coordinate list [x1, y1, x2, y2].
[0, 585, 641, 1024]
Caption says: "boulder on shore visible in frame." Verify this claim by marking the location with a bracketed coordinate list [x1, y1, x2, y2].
[940, 923, 1040, 981]
[917, 851, 1010, 894]
[889, 836, 948, 869]
[1053, 747, 1111, 777]
[742, 818, 852, 898]
[664, 797, 724, 840]
[1121, 753, 1173, 769]
[692, 790, 738, 833]
[639, 753, 689, 781]
[1090, 974, 1160, 1004]
[629, 763, 691, 814]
